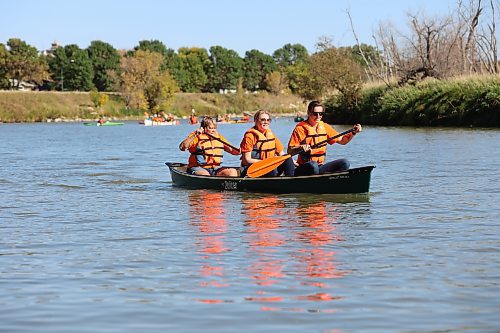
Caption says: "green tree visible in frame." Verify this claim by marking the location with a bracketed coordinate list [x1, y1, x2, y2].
[86, 40, 120, 91]
[205, 46, 243, 92]
[133, 40, 170, 56]
[118, 50, 179, 112]
[48, 44, 94, 91]
[272, 43, 309, 68]
[176, 47, 209, 92]
[1, 38, 49, 89]
[340, 44, 381, 69]
[243, 49, 277, 91]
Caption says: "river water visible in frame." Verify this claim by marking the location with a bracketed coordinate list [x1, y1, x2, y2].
[1, 119, 499, 332]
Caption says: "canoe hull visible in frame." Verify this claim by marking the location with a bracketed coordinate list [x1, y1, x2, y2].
[83, 122, 124, 126]
[166, 162, 374, 194]
[142, 119, 179, 126]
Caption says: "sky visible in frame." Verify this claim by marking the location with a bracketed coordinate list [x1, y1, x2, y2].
[2, 0, 458, 56]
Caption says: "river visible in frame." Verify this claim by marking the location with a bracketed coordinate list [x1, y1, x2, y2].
[1, 119, 499, 332]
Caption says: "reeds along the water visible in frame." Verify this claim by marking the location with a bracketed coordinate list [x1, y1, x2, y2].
[328, 75, 500, 127]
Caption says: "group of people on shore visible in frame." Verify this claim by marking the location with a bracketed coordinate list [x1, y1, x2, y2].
[179, 101, 362, 177]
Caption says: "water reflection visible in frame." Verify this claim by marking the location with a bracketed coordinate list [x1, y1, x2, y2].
[292, 199, 347, 304]
[187, 190, 365, 311]
[239, 193, 349, 312]
[242, 196, 286, 303]
[188, 190, 230, 304]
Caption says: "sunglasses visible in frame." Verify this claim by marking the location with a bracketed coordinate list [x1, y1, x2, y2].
[259, 118, 271, 122]
[312, 112, 324, 116]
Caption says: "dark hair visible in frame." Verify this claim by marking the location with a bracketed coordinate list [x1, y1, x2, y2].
[307, 100, 324, 114]
[200, 116, 216, 129]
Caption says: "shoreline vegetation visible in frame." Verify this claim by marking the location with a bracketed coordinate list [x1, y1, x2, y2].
[325, 75, 500, 127]
[1, 75, 499, 127]
[0, 91, 305, 123]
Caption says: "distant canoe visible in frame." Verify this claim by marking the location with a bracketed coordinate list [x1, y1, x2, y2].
[83, 121, 124, 126]
[141, 119, 179, 126]
[166, 162, 375, 194]
[294, 116, 304, 122]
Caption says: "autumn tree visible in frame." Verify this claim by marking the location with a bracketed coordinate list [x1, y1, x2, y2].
[90, 89, 109, 109]
[303, 40, 364, 109]
[0, 44, 9, 89]
[0, 38, 49, 89]
[264, 71, 288, 95]
[118, 50, 179, 112]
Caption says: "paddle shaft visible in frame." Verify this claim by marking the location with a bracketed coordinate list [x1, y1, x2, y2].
[290, 128, 355, 156]
[206, 133, 240, 151]
[246, 128, 355, 178]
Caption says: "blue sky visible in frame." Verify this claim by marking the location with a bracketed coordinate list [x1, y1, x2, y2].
[2, 0, 456, 56]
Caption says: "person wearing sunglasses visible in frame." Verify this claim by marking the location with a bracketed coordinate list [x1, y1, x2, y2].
[179, 116, 240, 177]
[239, 110, 295, 177]
[288, 100, 362, 176]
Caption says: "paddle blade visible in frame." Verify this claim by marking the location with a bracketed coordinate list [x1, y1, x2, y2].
[246, 155, 291, 178]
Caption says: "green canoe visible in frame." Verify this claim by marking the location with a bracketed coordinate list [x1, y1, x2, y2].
[166, 162, 375, 194]
[83, 121, 124, 126]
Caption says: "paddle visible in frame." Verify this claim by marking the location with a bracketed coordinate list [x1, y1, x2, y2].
[246, 128, 355, 178]
[206, 133, 240, 152]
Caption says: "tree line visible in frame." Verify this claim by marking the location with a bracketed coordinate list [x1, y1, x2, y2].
[0, 0, 497, 115]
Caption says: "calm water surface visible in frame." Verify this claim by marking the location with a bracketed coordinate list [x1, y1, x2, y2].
[1, 119, 499, 332]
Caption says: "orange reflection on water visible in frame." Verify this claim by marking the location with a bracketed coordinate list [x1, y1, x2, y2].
[189, 191, 230, 304]
[242, 196, 286, 287]
[190, 191, 229, 255]
[294, 201, 346, 280]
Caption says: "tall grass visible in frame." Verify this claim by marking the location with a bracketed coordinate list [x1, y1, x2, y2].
[326, 75, 500, 127]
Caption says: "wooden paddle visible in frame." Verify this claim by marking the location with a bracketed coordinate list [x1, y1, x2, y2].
[246, 129, 355, 178]
[206, 133, 240, 152]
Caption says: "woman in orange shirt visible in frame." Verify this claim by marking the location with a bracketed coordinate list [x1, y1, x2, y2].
[288, 101, 362, 176]
[179, 116, 240, 177]
[240, 110, 295, 177]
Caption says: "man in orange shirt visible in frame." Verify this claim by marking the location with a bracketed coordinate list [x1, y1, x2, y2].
[240, 110, 295, 177]
[288, 101, 362, 176]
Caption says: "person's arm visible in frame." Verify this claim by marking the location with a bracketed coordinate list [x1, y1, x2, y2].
[287, 127, 310, 155]
[240, 133, 260, 165]
[220, 135, 241, 155]
[224, 145, 241, 155]
[338, 124, 362, 145]
[241, 151, 258, 165]
[179, 127, 203, 150]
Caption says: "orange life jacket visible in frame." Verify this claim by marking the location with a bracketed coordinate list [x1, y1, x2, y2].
[188, 134, 224, 168]
[245, 128, 277, 160]
[296, 121, 328, 165]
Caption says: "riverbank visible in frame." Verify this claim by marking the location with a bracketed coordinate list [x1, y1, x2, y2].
[2, 75, 499, 126]
[0, 91, 304, 123]
[325, 75, 500, 127]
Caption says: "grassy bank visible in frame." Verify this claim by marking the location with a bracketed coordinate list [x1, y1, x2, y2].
[0, 91, 304, 123]
[326, 75, 500, 127]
